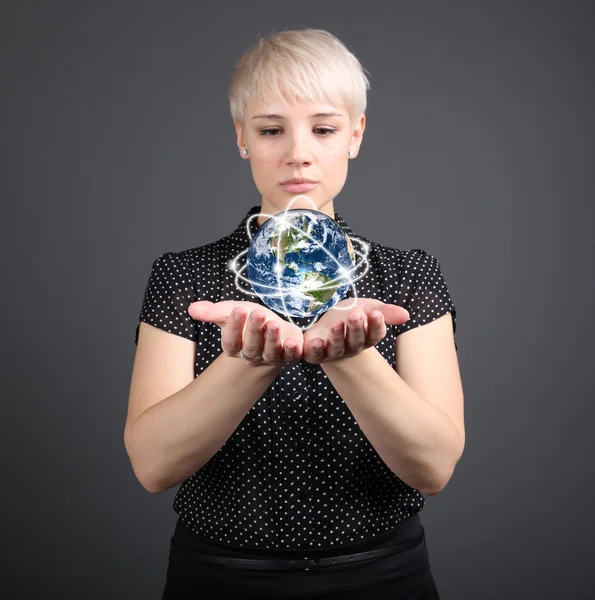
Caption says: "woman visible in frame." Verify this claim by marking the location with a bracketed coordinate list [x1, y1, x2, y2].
[125, 28, 464, 599]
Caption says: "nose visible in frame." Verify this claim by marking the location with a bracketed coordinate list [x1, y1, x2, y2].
[285, 129, 313, 165]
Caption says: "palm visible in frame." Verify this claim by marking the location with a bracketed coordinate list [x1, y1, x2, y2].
[188, 300, 303, 342]
[305, 298, 408, 341]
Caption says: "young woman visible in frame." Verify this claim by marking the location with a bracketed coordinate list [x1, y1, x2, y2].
[125, 28, 464, 600]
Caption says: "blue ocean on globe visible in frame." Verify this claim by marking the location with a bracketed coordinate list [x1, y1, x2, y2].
[246, 209, 356, 318]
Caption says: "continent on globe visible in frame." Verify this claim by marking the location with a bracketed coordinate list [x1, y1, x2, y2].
[246, 209, 356, 318]
[301, 271, 337, 313]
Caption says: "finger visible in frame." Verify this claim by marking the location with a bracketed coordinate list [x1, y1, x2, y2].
[282, 337, 302, 363]
[221, 307, 248, 355]
[188, 300, 259, 327]
[188, 300, 236, 326]
[366, 310, 386, 346]
[326, 321, 346, 360]
[346, 310, 367, 351]
[261, 320, 282, 363]
[188, 300, 217, 323]
[305, 336, 326, 364]
[242, 310, 266, 360]
[376, 304, 410, 326]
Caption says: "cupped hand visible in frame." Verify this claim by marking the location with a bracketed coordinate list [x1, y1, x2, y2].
[302, 298, 410, 364]
[188, 300, 304, 367]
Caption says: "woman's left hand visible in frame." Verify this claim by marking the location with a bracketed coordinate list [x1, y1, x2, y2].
[302, 298, 410, 364]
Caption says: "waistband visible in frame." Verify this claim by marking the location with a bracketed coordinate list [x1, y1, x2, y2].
[170, 527, 427, 572]
[170, 512, 423, 560]
[166, 514, 430, 595]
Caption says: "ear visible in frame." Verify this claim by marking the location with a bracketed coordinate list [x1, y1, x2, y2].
[350, 113, 366, 155]
[234, 121, 246, 152]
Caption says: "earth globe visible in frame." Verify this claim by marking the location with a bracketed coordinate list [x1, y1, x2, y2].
[246, 209, 356, 318]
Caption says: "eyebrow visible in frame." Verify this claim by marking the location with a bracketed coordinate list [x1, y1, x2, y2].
[252, 112, 344, 120]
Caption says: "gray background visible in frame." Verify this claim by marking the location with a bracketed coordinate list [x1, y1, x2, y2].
[2, 1, 594, 598]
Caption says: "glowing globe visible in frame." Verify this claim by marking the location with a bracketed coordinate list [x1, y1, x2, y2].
[246, 209, 356, 318]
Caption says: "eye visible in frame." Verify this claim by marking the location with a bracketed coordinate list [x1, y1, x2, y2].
[259, 128, 338, 137]
[315, 128, 337, 136]
[259, 128, 281, 136]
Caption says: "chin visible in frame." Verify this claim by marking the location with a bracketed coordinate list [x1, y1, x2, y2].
[282, 195, 321, 212]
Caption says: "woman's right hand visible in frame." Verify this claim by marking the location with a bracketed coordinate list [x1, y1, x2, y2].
[188, 300, 304, 366]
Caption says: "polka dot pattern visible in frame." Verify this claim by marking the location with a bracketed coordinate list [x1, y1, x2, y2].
[135, 205, 457, 550]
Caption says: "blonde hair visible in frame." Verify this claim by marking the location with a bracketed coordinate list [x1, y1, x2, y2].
[228, 28, 370, 130]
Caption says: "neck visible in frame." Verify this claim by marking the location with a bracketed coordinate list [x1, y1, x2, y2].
[256, 199, 336, 226]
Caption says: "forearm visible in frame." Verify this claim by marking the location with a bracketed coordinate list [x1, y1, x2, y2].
[321, 346, 463, 494]
[126, 353, 281, 493]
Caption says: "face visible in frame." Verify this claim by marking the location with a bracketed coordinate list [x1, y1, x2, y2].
[235, 98, 365, 225]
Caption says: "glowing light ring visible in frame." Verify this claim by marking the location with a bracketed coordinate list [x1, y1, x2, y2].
[228, 196, 370, 331]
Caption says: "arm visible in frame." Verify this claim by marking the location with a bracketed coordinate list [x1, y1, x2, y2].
[125, 304, 302, 494]
[124, 328, 281, 494]
[320, 312, 464, 495]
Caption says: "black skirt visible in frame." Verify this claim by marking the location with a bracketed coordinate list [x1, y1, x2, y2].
[161, 512, 440, 599]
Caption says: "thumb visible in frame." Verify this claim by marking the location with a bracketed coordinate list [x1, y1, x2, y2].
[188, 300, 231, 326]
[375, 304, 410, 326]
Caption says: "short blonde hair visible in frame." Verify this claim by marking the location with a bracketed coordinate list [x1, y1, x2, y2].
[228, 28, 370, 130]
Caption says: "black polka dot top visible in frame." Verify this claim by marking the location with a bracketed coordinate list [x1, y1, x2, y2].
[135, 205, 457, 551]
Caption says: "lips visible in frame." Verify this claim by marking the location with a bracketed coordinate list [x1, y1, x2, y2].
[279, 182, 318, 193]
[280, 178, 317, 185]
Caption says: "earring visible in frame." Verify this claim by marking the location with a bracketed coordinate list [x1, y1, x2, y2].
[348, 150, 353, 157]
[242, 148, 248, 156]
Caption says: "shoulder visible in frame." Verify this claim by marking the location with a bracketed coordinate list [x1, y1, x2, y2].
[351, 237, 444, 285]
[396, 248, 444, 279]
[147, 232, 239, 298]
[389, 248, 453, 298]
[367, 240, 433, 261]
[364, 240, 440, 276]
[366, 241, 454, 310]
[158, 232, 237, 271]
[174, 237, 227, 262]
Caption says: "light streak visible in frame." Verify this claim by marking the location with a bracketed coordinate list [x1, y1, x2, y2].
[229, 196, 370, 331]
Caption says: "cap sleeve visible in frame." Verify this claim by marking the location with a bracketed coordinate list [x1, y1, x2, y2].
[135, 251, 198, 345]
[395, 249, 457, 350]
